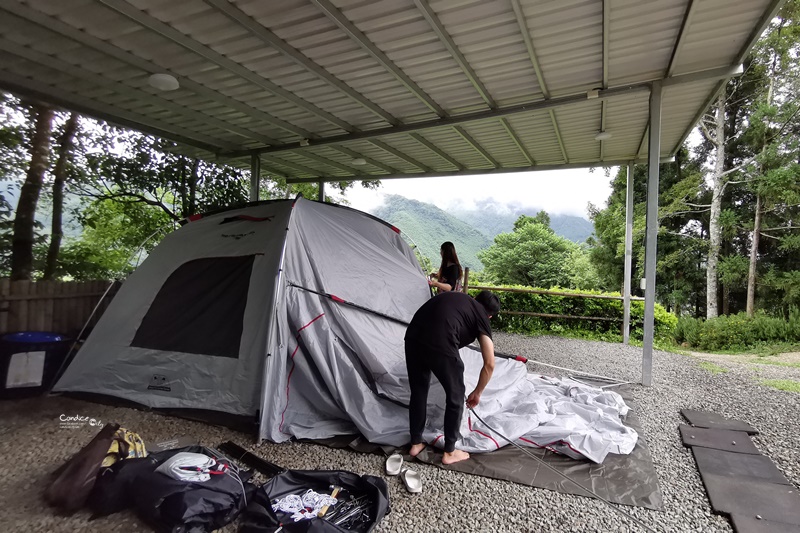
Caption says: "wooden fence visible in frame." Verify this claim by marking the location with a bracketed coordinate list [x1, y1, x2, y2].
[462, 267, 644, 336]
[0, 279, 119, 336]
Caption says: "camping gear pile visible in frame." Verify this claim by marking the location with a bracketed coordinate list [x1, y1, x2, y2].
[53, 197, 637, 464]
[44, 424, 390, 532]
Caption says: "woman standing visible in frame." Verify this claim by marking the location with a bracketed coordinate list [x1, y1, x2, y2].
[429, 241, 463, 293]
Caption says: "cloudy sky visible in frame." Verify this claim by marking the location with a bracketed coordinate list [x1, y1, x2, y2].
[337, 165, 620, 219]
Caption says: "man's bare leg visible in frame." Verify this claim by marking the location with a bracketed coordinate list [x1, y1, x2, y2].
[442, 449, 470, 465]
[409, 443, 425, 457]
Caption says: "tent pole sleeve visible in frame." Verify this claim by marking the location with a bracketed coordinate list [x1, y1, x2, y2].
[642, 81, 662, 387]
[288, 282, 526, 363]
[623, 161, 634, 345]
[250, 153, 260, 201]
[256, 205, 294, 443]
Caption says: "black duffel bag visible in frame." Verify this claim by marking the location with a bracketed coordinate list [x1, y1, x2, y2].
[238, 469, 390, 533]
[89, 445, 254, 533]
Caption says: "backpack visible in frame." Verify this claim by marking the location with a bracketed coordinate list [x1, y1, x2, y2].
[44, 422, 120, 514]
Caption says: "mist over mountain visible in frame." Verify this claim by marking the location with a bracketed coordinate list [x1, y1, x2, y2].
[371, 195, 491, 270]
[369, 195, 595, 270]
[448, 198, 595, 243]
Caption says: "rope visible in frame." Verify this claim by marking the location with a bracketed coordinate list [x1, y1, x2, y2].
[520, 357, 628, 384]
[466, 404, 660, 533]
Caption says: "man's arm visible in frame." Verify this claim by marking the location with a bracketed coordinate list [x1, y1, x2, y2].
[466, 333, 495, 408]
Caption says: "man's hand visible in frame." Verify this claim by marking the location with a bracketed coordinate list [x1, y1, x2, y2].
[466, 390, 481, 408]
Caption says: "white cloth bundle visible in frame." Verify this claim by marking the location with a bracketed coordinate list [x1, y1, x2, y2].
[155, 452, 219, 482]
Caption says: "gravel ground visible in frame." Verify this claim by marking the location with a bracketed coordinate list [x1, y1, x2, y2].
[1, 332, 798, 533]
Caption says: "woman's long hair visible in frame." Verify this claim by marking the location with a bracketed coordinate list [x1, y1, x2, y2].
[438, 241, 463, 283]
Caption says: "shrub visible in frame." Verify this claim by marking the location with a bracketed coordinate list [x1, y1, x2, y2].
[467, 285, 676, 342]
[675, 316, 703, 346]
[675, 308, 800, 351]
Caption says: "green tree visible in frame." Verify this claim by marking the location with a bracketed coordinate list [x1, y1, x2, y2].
[589, 149, 708, 315]
[56, 197, 173, 280]
[479, 216, 577, 288]
[10, 103, 53, 280]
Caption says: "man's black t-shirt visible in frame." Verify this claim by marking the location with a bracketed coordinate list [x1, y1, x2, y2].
[405, 291, 492, 355]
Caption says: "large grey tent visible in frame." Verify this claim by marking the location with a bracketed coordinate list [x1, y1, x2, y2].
[55, 197, 635, 463]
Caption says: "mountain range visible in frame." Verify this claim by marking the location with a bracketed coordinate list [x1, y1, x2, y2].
[369, 195, 594, 270]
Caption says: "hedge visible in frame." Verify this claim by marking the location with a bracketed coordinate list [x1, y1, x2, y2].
[467, 285, 677, 342]
[674, 308, 800, 351]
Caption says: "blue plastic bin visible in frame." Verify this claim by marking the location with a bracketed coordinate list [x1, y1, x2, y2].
[0, 331, 73, 399]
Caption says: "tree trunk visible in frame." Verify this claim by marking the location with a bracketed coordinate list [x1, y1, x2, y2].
[178, 155, 187, 218]
[11, 105, 54, 281]
[187, 159, 199, 216]
[746, 193, 762, 317]
[706, 92, 725, 319]
[722, 284, 730, 315]
[43, 113, 79, 280]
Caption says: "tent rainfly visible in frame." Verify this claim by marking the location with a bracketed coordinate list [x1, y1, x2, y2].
[54, 197, 636, 463]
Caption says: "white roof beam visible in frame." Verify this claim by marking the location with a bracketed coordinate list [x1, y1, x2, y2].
[510, 0, 567, 162]
[261, 156, 332, 179]
[300, 151, 380, 175]
[0, 0, 310, 141]
[550, 110, 568, 163]
[286, 157, 677, 184]
[409, 133, 464, 171]
[0, 71, 232, 152]
[201, 0, 398, 127]
[670, 0, 786, 155]
[0, 39, 279, 147]
[368, 139, 432, 172]
[600, 0, 610, 160]
[412, 0, 495, 109]
[500, 119, 534, 166]
[453, 126, 499, 168]
[329, 146, 398, 174]
[311, 0, 446, 118]
[413, 0, 534, 170]
[97, 0, 355, 133]
[231, 83, 649, 158]
[258, 160, 289, 179]
[666, 0, 697, 77]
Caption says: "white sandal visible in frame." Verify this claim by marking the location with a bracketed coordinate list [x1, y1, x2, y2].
[385, 453, 403, 476]
[400, 467, 422, 493]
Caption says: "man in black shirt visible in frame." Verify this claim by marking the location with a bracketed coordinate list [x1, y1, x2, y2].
[404, 290, 501, 464]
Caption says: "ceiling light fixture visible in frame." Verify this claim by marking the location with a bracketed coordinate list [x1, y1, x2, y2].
[148, 73, 180, 91]
[595, 130, 612, 141]
[351, 158, 367, 166]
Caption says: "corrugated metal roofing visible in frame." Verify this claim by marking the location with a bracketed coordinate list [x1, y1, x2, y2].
[0, 0, 784, 182]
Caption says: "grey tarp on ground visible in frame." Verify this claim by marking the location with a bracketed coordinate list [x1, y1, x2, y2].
[55, 198, 638, 464]
[309, 383, 663, 510]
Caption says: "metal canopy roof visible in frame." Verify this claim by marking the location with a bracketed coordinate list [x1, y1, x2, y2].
[0, 0, 783, 182]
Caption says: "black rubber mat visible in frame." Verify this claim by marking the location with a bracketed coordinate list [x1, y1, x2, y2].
[693, 447, 791, 485]
[679, 424, 760, 454]
[702, 473, 800, 525]
[731, 514, 800, 533]
[681, 409, 759, 434]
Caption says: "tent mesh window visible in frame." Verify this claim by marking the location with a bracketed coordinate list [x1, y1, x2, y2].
[131, 256, 255, 358]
